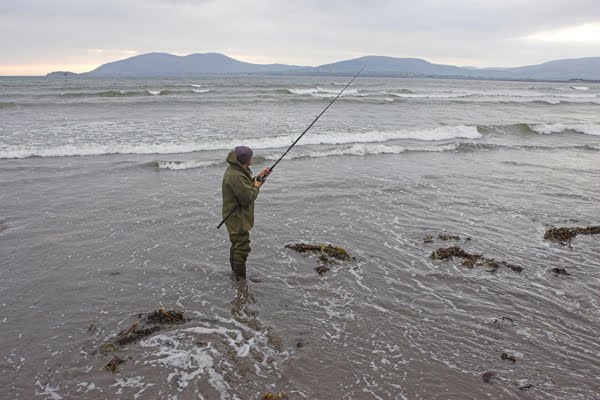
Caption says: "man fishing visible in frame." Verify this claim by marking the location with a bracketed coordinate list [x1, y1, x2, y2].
[222, 146, 270, 280]
[219, 67, 364, 280]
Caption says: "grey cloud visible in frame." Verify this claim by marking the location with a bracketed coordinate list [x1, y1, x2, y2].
[1, 0, 599, 72]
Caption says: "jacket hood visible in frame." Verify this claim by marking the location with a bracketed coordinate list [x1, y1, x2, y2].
[226, 151, 251, 176]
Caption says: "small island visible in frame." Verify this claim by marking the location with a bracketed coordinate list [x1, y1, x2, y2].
[46, 71, 78, 77]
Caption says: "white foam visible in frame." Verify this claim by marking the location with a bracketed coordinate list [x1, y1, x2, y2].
[157, 160, 220, 170]
[147, 90, 160, 96]
[283, 143, 458, 160]
[570, 86, 590, 91]
[189, 84, 203, 88]
[288, 87, 360, 97]
[193, 89, 210, 94]
[388, 92, 468, 99]
[531, 123, 600, 136]
[141, 332, 234, 399]
[35, 380, 63, 400]
[0, 142, 208, 159]
[76, 382, 96, 393]
[262, 125, 480, 150]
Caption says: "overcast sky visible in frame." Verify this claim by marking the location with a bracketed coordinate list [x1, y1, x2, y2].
[1, 0, 599, 75]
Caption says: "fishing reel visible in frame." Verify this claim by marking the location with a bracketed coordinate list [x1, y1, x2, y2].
[255, 167, 273, 183]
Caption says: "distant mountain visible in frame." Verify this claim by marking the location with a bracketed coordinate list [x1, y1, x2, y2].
[297, 56, 466, 77]
[46, 52, 600, 81]
[84, 52, 305, 77]
[290, 55, 600, 81]
[487, 57, 600, 81]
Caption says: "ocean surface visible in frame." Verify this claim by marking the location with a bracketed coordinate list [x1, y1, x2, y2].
[1, 76, 599, 399]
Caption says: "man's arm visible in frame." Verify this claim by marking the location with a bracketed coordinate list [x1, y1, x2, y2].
[229, 175, 260, 207]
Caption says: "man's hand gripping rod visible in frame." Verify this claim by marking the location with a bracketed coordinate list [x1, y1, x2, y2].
[217, 66, 365, 229]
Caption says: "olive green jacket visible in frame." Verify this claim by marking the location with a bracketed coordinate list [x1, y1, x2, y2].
[222, 151, 260, 233]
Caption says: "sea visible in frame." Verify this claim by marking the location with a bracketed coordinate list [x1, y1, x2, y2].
[0, 76, 599, 399]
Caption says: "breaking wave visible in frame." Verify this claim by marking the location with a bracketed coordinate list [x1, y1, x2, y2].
[60, 89, 209, 98]
[286, 87, 361, 97]
[0, 125, 480, 159]
[0, 142, 210, 159]
[530, 123, 600, 136]
[3, 122, 600, 160]
[281, 143, 459, 160]
[154, 160, 223, 170]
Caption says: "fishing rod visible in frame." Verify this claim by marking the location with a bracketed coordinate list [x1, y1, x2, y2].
[217, 66, 365, 229]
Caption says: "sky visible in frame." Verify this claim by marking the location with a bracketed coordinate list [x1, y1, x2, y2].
[1, 0, 599, 75]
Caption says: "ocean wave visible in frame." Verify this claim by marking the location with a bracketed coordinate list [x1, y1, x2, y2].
[0, 126, 481, 159]
[286, 87, 361, 97]
[60, 89, 208, 98]
[281, 143, 458, 159]
[388, 92, 468, 99]
[530, 123, 600, 136]
[188, 84, 203, 88]
[0, 142, 210, 159]
[570, 86, 590, 91]
[234, 125, 481, 149]
[155, 160, 223, 170]
[61, 90, 140, 98]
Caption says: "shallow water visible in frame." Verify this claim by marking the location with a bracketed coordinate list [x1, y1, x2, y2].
[1, 76, 599, 399]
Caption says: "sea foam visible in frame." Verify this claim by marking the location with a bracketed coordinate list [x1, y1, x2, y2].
[531, 123, 600, 136]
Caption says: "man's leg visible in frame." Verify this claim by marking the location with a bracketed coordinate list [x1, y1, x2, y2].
[229, 231, 251, 279]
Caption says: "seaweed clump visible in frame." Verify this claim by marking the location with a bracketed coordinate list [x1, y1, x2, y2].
[285, 243, 351, 261]
[261, 392, 288, 399]
[100, 308, 186, 352]
[481, 371, 495, 383]
[438, 234, 461, 241]
[431, 246, 523, 273]
[544, 226, 600, 244]
[285, 243, 353, 275]
[104, 356, 126, 373]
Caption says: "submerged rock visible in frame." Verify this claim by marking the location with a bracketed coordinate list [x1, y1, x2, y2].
[544, 226, 600, 244]
[431, 246, 522, 273]
[493, 317, 515, 330]
[501, 353, 517, 363]
[551, 267, 570, 276]
[481, 371, 495, 383]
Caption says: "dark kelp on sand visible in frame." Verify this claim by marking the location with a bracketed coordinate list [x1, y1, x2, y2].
[99, 308, 186, 353]
[103, 356, 127, 373]
[423, 233, 471, 243]
[285, 243, 353, 275]
[261, 392, 288, 399]
[431, 246, 523, 273]
[544, 226, 600, 245]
